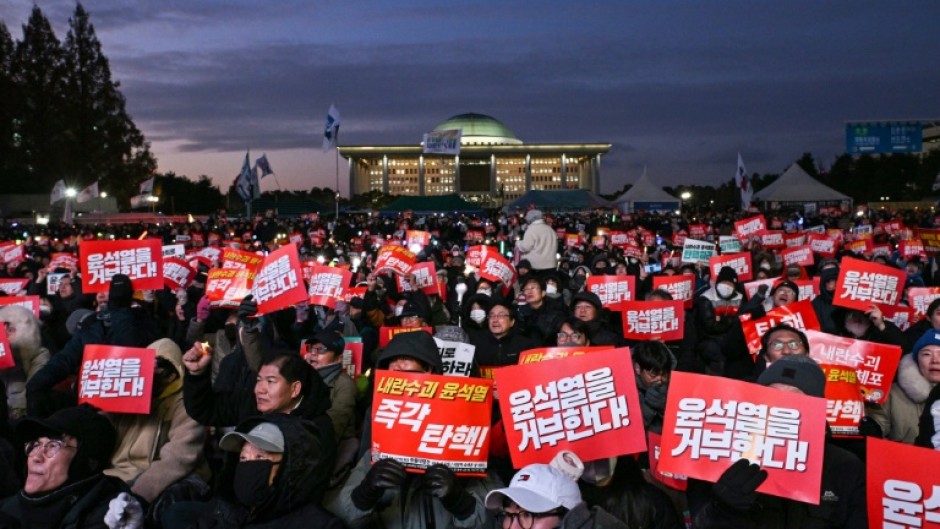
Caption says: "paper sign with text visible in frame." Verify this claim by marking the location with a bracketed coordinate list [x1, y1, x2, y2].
[586, 275, 636, 310]
[821, 364, 865, 437]
[517, 346, 612, 365]
[396, 261, 439, 296]
[718, 236, 742, 254]
[781, 245, 815, 268]
[341, 339, 363, 377]
[204, 268, 254, 308]
[866, 437, 940, 529]
[652, 275, 695, 309]
[620, 300, 685, 341]
[833, 257, 905, 311]
[0, 326, 14, 369]
[647, 432, 688, 491]
[405, 230, 431, 251]
[162, 244, 185, 261]
[709, 253, 753, 282]
[734, 215, 767, 241]
[80, 239, 163, 293]
[78, 345, 155, 414]
[306, 266, 352, 309]
[681, 239, 715, 264]
[907, 287, 940, 318]
[478, 247, 516, 293]
[0, 296, 40, 318]
[807, 233, 837, 258]
[761, 230, 785, 249]
[659, 372, 827, 504]
[739, 300, 821, 357]
[375, 245, 417, 276]
[371, 370, 492, 475]
[805, 329, 900, 404]
[0, 278, 28, 296]
[162, 258, 195, 291]
[252, 243, 307, 316]
[434, 338, 475, 377]
[495, 348, 646, 468]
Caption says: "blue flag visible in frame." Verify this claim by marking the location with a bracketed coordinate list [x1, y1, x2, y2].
[235, 152, 260, 203]
[256, 154, 273, 178]
[322, 104, 341, 151]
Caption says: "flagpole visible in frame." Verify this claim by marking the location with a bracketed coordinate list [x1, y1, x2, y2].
[334, 130, 340, 234]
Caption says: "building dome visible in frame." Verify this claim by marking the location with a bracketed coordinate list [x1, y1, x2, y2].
[433, 113, 523, 145]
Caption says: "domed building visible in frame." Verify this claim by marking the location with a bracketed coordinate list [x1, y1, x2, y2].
[340, 113, 610, 207]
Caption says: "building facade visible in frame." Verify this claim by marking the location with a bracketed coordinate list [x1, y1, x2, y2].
[340, 113, 611, 207]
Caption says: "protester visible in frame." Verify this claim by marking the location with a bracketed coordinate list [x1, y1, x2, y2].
[0, 305, 51, 420]
[632, 341, 675, 434]
[569, 291, 623, 347]
[555, 317, 592, 347]
[516, 209, 558, 275]
[516, 275, 566, 346]
[470, 303, 538, 367]
[301, 330, 357, 444]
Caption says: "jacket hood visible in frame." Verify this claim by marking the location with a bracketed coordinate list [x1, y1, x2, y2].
[0, 305, 43, 365]
[896, 353, 935, 404]
[148, 338, 184, 379]
[376, 330, 443, 374]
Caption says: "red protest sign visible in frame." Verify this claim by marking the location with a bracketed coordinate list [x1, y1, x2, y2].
[689, 224, 708, 238]
[0, 278, 28, 296]
[378, 326, 433, 348]
[805, 329, 900, 404]
[341, 340, 364, 377]
[0, 296, 41, 318]
[709, 252, 753, 282]
[252, 243, 307, 316]
[0, 326, 14, 369]
[760, 230, 785, 250]
[738, 300, 820, 357]
[648, 432, 688, 491]
[609, 231, 631, 247]
[79, 239, 163, 293]
[659, 372, 828, 504]
[374, 245, 417, 276]
[781, 245, 814, 268]
[620, 300, 685, 341]
[204, 268, 252, 308]
[882, 305, 916, 332]
[306, 265, 352, 309]
[343, 286, 368, 304]
[396, 261, 439, 296]
[898, 239, 927, 260]
[222, 247, 264, 270]
[907, 287, 940, 318]
[478, 247, 516, 293]
[162, 258, 195, 291]
[495, 348, 646, 468]
[0, 243, 24, 265]
[78, 345, 155, 414]
[586, 275, 636, 311]
[652, 275, 694, 309]
[783, 233, 806, 248]
[565, 234, 582, 248]
[47, 252, 78, 271]
[807, 233, 837, 258]
[371, 370, 493, 475]
[518, 346, 612, 364]
[843, 239, 872, 256]
[820, 364, 865, 437]
[915, 228, 940, 255]
[465, 245, 484, 268]
[833, 256, 905, 310]
[734, 215, 766, 241]
[866, 438, 940, 528]
[405, 230, 431, 251]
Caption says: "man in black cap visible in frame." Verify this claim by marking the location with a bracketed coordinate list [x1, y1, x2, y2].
[570, 291, 624, 347]
[0, 404, 143, 527]
[302, 330, 357, 444]
[26, 274, 159, 417]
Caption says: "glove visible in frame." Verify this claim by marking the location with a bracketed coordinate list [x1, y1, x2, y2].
[643, 383, 669, 413]
[424, 464, 475, 519]
[351, 458, 407, 510]
[104, 492, 144, 529]
[858, 416, 883, 438]
[196, 295, 211, 321]
[712, 459, 768, 511]
[238, 295, 260, 330]
[756, 284, 770, 297]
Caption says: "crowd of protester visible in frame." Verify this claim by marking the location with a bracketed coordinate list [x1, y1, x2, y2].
[0, 203, 938, 528]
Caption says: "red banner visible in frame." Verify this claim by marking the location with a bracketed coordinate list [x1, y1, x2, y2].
[760, 230, 785, 250]
[866, 438, 940, 528]
[371, 370, 493, 475]
[658, 372, 827, 504]
[162, 258, 195, 291]
[915, 228, 940, 255]
[689, 224, 708, 238]
[495, 348, 646, 468]
[78, 345, 155, 414]
[807, 233, 837, 258]
[833, 257, 905, 311]
[882, 305, 916, 332]
[80, 239, 163, 293]
[396, 261, 439, 296]
[609, 231, 631, 247]
[251, 243, 307, 316]
[465, 245, 484, 268]
[709, 252, 753, 282]
[908, 287, 940, 318]
[0, 278, 28, 296]
[47, 252, 78, 271]
[821, 364, 865, 437]
[739, 300, 821, 357]
[586, 275, 636, 310]
[378, 326, 433, 348]
[898, 239, 927, 260]
[652, 275, 695, 309]
[478, 247, 516, 292]
[734, 215, 766, 241]
[0, 296, 41, 318]
[223, 247, 265, 270]
[620, 300, 685, 341]
[518, 346, 612, 364]
[306, 266, 353, 309]
[405, 230, 431, 251]
[375, 245, 417, 276]
[805, 330, 900, 404]
[647, 432, 688, 491]
[0, 326, 14, 369]
[342, 340, 364, 377]
[780, 245, 814, 268]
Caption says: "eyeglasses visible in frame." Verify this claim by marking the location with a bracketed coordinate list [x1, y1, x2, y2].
[305, 345, 329, 355]
[522, 286, 541, 293]
[557, 331, 583, 342]
[497, 509, 564, 529]
[488, 313, 511, 321]
[573, 303, 594, 312]
[769, 340, 803, 352]
[401, 315, 421, 323]
[25, 439, 78, 459]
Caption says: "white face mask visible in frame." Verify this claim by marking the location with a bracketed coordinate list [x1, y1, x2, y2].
[759, 262, 772, 271]
[477, 288, 492, 297]
[470, 309, 486, 324]
[545, 284, 558, 296]
[393, 305, 404, 317]
[716, 283, 736, 298]
[845, 321, 868, 337]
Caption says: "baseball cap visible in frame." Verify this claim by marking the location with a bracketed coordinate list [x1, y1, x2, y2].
[219, 422, 285, 453]
[485, 463, 582, 512]
[310, 330, 345, 356]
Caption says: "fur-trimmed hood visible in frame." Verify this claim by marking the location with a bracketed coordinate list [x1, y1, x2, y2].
[0, 305, 47, 376]
[896, 353, 936, 404]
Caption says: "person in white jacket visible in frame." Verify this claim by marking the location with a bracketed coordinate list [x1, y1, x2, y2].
[516, 210, 558, 274]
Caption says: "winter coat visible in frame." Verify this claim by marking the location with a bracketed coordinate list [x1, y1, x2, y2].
[916, 383, 940, 449]
[867, 353, 936, 444]
[516, 298, 567, 346]
[0, 474, 132, 529]
[559, 502, 632, 529]
[0, 306, 51, 420]
[318, 362, 358, 443]
[688, 441, 866, 529]
[187, 415, 340, 528]
[516, 219, 558, 271]
[326, 453, 500, 529]
[104, 338, 209, 503]
[469, 329, 539, 368]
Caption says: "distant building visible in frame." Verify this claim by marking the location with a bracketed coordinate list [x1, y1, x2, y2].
[339, 113, 611, 207]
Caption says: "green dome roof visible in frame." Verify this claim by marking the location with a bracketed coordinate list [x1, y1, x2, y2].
[433, 113, 523, 145]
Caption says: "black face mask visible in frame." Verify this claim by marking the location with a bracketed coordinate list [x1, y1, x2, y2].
[224, 323, 238, 344]
[233, 460, 276, 507]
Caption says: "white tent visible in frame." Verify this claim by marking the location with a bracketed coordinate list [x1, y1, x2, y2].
[753, 164, 852, 206]
[614, 170, 680, 213]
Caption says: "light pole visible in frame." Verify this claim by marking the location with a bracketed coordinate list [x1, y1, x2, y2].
[99, 191, 107, 213]
[148, 195, 159, 213]
[680, 191, 692, 214]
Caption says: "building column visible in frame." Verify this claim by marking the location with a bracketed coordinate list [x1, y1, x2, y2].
[525, 154, 532, 191]
[490, 154, 497, 203]
[593, 154, 601, 193]
[454, 155, 461, 194]
[418, 155, 426, 197]
[560, 154, 567, 189]
[382, 155, 389, 195]
[347, 158, 355, 195]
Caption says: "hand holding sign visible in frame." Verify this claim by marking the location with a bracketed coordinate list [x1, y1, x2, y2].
[352, 458, 408, 510]
[712, 459, 769, 511]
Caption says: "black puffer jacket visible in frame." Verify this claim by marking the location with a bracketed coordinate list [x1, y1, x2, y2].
[0, 474, 131, 529]
[188, 414, 342, 528]
[470, 328, 539, 367]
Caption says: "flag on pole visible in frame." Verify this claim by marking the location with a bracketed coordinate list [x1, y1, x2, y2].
[76, 181, 99, 204]
[736, 153, 753, 210]
[235, 152, 260, 203]
[50, 180, 67, 205]
[256, 154, 273, 178]
[322, 104, 340, 151]
[139, 177, 155, 195]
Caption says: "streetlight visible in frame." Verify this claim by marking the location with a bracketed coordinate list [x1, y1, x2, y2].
[680, 191, 692, 214]
[65, 188, 77, 198]
[147, 195, 159, 213]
